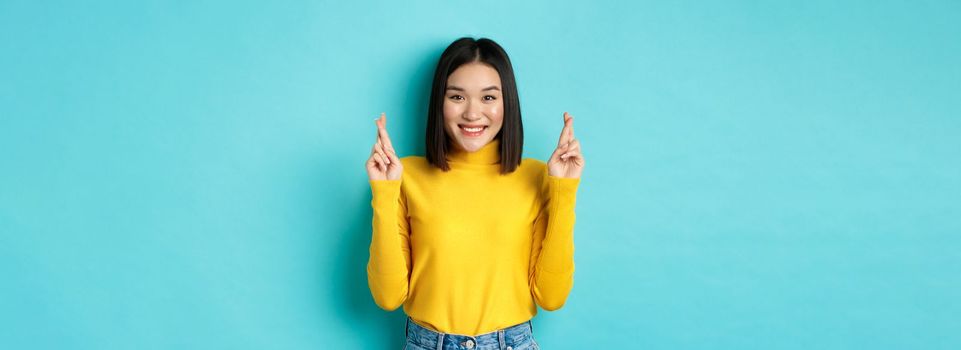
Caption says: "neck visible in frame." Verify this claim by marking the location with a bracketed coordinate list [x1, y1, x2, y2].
[448, 138, 501, 165]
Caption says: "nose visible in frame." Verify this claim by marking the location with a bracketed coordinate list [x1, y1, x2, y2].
[463, 99, 484, 121]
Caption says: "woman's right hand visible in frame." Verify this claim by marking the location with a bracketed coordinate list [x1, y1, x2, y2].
[366, 112, 403, 181]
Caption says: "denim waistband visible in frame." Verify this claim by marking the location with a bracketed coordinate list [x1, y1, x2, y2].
[405, 316, 535, 350]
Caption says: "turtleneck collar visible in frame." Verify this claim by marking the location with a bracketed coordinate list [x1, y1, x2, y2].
[448, 138, 501, 165]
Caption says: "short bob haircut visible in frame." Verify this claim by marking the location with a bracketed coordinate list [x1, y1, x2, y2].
[425, 37, 523, 175]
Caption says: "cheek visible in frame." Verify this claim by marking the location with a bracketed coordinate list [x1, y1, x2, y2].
[483, 102, 503, 118]
[488, 103, 504, 124]
[443, 101, 460, 121]
[485, 106, 499, 115]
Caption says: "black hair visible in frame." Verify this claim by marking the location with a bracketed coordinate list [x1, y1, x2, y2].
[425, 37, 523, 174]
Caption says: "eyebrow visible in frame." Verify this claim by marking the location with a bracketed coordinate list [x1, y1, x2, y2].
[446, 85, 501, 92]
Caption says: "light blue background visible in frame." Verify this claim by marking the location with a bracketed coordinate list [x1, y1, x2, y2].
[2, 1, 959, 349]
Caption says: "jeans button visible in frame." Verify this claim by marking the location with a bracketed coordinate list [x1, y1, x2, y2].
[507, 347, 513, 350]
[464, 339, 474, 348]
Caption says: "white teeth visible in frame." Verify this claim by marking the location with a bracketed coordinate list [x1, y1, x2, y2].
[461, 126, 485, 132]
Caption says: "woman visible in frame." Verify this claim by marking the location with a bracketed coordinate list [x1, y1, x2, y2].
[366, 37, 584, 350]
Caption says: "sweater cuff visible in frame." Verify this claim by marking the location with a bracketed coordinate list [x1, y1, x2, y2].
[547, 175, 580, 194]
[369, 179, 402, 206]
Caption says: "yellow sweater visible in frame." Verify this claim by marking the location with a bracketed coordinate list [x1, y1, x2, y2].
[367, 138, 581, 336]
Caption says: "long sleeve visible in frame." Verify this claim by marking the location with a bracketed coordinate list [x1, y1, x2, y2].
[367, 179, 412, 311]
[529, 174, 581, 311]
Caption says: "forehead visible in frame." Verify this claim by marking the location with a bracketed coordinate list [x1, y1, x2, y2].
[447, 62, 502, 88]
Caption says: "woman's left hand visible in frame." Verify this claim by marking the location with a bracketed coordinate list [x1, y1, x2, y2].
[548, 112, 584, 179]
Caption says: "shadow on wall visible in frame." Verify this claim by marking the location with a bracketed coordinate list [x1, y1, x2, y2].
[320, 41, 442, 349]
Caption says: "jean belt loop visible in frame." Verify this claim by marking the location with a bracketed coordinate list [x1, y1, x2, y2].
[435, 333, 444, 350]
[405, 317, 410, 338]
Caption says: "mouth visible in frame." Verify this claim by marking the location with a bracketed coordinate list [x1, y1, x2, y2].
[458, 124, 488, 137]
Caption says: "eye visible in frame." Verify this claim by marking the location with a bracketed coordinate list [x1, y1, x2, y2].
[448, 95, 464, 101]
[484, 95, 497, 101]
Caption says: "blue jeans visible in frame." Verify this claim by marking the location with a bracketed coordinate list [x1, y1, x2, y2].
[404, 316, 541, 350]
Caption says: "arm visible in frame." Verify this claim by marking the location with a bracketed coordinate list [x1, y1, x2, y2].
[530, 111, 585, 311]
[529, 174, 581, 311]
[365, 113, 409, 311]
[367, 179, 412, 311]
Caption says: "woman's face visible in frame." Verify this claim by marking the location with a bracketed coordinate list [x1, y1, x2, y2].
[443, 62, 504, 153]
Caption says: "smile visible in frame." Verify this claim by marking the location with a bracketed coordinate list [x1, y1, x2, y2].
[459, 125, 487, 137]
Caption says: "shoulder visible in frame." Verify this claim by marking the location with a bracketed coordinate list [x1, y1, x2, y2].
[399, 155, 428, 167]
[519, 157, 548, 173]
[518, 157, 550, 184]
[398, 155, 433, 179]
